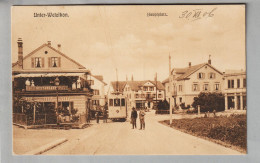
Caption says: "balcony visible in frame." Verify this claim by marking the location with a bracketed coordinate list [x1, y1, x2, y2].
[26, 85, 69, 91]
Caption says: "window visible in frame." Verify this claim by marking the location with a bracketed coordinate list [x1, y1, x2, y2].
[198, 73, 205, 79]
[114, 99, 120, 106]
[179, 97, 182, 103]
[193, 84, 199, 91]
[135, 94, 139, 98]
[152, 94, 156, 98]
[141, 94, 145, 98]
[51, 57, 58, 67]
[158, 94, 162, 98]
[179, 85, 182, 92]
[237, 79, 240, 88]
[109, 99, 113, 106]
[215, 84, 220, 91]
[149, 87, 154, 91]
[203, 84, 209, 91]
[87, 80, 94, 85]
[92, 100, 99, 105]
[209, 73, 216, 79]
[228, 80, 235, 88]
[243, 78, 246, 88]
[144, 86, 148, 91]
[121, 99, 125, 106]
[35, 57, 42, 68]
[94, 90, 99, 95]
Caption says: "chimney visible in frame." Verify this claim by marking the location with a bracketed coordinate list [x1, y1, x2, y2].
[57, 44, 61, 51]
[47, 41, 51, 46]
[189, 62, 191, 68]
[208, 55, 211, 65]
[17, 38, 23, 69]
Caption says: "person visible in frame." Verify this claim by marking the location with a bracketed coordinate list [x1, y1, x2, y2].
[103, 108, 108, 123]
[131, 107, 137, 129]
[87, 111, 91, 123]
[95, 111, 100, 124]
[139, 108, 146, 130]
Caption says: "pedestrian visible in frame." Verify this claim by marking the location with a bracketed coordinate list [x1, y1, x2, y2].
[139, 108, 146, 130]
[131, 107, 137, 129]
[87, 111, 91, 123]
[103, 109, 108, 123]
[95, 111, 99, 124]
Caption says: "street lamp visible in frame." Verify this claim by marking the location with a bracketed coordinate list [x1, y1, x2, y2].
[54, 77, 60, 123]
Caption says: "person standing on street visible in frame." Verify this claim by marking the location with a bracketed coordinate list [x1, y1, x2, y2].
[95, 111, 100, 124]
[139, 108, 146, 130]
[131, 107, 137, 129]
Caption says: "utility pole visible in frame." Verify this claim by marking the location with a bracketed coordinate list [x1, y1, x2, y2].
[169, 54, 173, 125]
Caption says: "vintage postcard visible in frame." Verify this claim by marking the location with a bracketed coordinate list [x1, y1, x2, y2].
[12, 5, 246, 155]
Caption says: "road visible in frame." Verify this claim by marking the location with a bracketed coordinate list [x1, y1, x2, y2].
[44, 111, 242, 155]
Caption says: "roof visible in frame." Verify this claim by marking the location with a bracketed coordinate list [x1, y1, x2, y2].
[13, 72, 86, 78]
[92, 75, 107, 85]
[126, 80, 165, 91]
[163, 63, 223, 82]
[224, 69, 246, 77]
[12, 43, 86, 69]
[110, 81, 127, 92]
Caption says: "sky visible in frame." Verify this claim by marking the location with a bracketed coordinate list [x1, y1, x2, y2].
[12, 5, 245, 84]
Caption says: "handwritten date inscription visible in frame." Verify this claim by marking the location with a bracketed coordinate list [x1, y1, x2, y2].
[179, 8, 217, 21]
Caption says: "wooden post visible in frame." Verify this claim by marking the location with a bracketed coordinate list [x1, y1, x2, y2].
[198, 105, 200, 115]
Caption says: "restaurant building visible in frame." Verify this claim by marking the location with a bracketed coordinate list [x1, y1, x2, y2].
[12, 39, 93, 124]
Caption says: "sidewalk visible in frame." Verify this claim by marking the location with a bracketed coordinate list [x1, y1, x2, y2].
[13, 125, 91, 155]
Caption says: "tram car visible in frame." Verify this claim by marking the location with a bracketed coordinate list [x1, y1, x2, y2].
[107, 93, 127, 121]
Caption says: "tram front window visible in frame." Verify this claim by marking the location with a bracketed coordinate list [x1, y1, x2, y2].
[109, 99, 113, 106]
[114, 99, 120, 106]
[121, 99, 125, 106]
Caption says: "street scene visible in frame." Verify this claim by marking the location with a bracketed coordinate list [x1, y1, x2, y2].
[12, 5, 246, 155]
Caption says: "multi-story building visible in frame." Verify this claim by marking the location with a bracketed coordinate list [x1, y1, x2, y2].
[88, 75, 107, 108]
[12, 39, 93, 119]
[223, 70, 246, 110]
[108, 80, 165, 110]
[162, 59, 224, 107]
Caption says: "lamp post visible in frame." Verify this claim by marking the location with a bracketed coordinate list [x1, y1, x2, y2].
[54, 77, 60, 123]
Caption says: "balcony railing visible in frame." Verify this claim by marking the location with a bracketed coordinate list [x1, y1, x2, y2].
[26, 85, 69, 91]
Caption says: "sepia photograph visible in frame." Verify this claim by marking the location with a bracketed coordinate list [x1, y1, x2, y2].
[11, 5, 246, 155]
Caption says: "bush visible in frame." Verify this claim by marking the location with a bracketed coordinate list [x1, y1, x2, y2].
[167, 114, 247, 150]
[192, 92, 225, 112]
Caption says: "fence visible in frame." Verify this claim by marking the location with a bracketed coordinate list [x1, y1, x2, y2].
[155, 109, 174, 114]
[13, 113, 86, 126]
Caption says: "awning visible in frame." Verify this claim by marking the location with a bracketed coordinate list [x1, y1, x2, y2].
[14, 73, 87, 79]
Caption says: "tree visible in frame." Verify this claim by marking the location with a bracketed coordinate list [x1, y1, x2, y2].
[192, 92, 225, 112]
[156, 99, 170, 114]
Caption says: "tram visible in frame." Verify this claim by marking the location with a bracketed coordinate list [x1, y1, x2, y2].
[107, 93, 127, 121]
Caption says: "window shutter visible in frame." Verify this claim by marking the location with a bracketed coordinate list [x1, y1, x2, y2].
[42, 57, 44, 68]
[58, 57, 61, 67]
[31, 57, 35, 68]
[48, 57, 51, 67]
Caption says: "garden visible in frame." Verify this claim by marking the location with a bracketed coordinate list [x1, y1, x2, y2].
[161, 114, 246, 153]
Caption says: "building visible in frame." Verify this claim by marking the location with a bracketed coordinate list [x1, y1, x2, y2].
[88, 75, 107, 108]
[12, 39, 93, 122]
[108, 79, 165, 110]
[162, 58, 224, 108]
[223, 70, 246, 110]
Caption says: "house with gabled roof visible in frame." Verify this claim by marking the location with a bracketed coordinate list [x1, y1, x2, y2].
[12, 38, 93, 125]
[162, 58, 224, 108]
[87, 75, 107, 108]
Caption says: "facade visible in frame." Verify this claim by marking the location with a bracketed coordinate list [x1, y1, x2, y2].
[12, 39, 93, 119]
[162, 59, 224, 108]
[223, 70, 246, 110]
[88, 75, 107, 108]
[108, 80, 165, 110]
